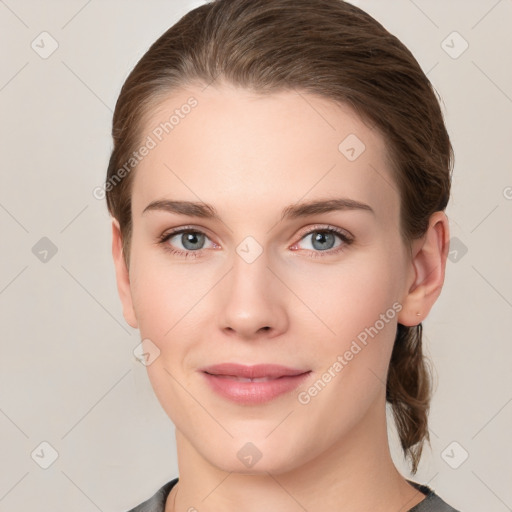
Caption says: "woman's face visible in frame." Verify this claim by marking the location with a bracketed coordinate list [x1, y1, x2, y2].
[114, 83, 421, 474]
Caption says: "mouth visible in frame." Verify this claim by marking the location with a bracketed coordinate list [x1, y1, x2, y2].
[199, 363, 312, 404]
[200, 362, 309, 379]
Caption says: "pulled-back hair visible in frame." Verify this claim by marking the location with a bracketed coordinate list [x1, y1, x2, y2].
[105, 0, 453, 474]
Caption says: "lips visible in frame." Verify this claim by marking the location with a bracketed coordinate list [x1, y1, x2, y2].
[199, 363, 312, 404]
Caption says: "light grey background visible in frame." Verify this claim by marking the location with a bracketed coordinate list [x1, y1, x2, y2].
[0, 0, 511, 510]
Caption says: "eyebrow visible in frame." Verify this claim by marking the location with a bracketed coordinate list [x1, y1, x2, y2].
[142, 197, 375, 220]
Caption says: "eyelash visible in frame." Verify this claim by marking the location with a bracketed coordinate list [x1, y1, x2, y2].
[156, 224, 354, 259]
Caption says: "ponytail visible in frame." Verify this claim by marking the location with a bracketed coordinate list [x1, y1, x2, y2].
[386, 323, 433, 474]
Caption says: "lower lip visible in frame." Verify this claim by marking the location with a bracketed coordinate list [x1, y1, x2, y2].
[202, 372, 311, 404]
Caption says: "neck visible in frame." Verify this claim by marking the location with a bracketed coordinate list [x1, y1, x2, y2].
[166, 393, 426, 512]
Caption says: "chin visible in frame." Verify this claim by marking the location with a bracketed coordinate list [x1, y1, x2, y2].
[203, 439, 305, 476]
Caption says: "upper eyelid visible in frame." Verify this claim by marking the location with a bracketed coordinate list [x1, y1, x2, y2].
[295, 224, 352, 239]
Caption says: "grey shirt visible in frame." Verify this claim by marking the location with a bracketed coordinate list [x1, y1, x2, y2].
[126, 478, 461, 511]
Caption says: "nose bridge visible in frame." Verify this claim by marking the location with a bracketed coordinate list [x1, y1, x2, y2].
[231, 246, 269, 299]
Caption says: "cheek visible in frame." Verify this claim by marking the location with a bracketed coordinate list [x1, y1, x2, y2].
[128, 248, 223, 378]
[129, 267, 174, 340]
[290, 257, 402, 437]
[128, 253, 214, 426]
[280, 250, 404, 408]
[281, 250, 401, 340]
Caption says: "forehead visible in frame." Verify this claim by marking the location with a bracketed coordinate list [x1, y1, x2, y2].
[131, 84, 400, 226]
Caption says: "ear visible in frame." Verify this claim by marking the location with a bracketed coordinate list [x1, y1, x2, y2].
[397, 211, 450, 327]
[111, 218, 138, 329]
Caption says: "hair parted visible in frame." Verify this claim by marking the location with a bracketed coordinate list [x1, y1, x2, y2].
[105, 0, 453, 474]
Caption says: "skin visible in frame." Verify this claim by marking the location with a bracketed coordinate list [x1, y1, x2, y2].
[112, 82, 449, 512]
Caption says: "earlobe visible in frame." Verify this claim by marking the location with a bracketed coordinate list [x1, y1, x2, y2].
[397, 211, 450, 327]
[111, 218, 138, 329]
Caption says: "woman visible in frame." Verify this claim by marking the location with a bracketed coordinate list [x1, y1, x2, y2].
[106, 0, 460, 510]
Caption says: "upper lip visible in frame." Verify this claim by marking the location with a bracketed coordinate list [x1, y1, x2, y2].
[200, 363, 310, 379]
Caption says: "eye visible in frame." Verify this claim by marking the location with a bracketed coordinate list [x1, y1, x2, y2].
[157, 224, 354, 259]
[157, 227, 218, 258]
[290, 225, 354, 258]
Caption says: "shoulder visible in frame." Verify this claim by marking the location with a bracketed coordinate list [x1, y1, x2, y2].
[123, 477, 461, 512]
[407, 480, 462, 512]
[125, 477, 179, 512]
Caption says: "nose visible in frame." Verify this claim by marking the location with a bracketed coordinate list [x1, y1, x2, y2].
[217, 248, 288, 341]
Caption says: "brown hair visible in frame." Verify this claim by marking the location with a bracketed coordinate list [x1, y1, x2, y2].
[105, 0, 453, 474]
